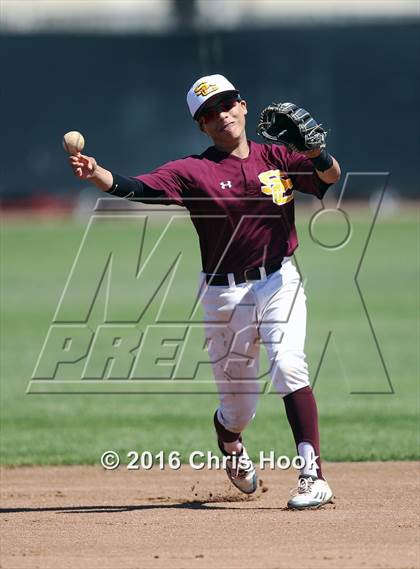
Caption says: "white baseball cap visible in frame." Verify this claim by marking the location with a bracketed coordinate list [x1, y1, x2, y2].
[187, 74, 239, 120]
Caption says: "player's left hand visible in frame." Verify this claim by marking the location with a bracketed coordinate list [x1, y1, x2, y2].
[256, 102, 328, 153]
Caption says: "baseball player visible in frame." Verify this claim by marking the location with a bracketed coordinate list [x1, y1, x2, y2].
[68, 74, 341, 509]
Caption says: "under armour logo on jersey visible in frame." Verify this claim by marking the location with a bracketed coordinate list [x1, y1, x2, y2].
[219, 180, 232, 190]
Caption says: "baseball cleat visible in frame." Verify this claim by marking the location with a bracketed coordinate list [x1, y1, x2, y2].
[287, 475, 333, 509]
[224, 447, 257, 494]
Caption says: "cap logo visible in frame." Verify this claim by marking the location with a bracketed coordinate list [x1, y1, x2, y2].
[194, 82, 219, 97]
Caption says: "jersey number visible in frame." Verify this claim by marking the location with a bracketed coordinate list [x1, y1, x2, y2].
[258, 169, 294, 206]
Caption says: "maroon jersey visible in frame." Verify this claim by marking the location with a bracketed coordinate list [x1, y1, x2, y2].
[137, 141, 330, 274]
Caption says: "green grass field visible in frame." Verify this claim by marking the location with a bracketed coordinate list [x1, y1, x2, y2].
[1, 205, 419, 465]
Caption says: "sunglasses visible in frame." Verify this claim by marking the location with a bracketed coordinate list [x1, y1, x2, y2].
[198, 94, 241, 124]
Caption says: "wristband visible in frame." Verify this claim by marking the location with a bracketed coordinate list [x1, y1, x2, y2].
[310, 149, 333, 172]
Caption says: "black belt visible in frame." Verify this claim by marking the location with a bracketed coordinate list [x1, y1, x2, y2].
[205, 259, 284, 286]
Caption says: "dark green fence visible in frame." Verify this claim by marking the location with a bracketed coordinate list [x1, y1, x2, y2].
[1, 22, 419, 197]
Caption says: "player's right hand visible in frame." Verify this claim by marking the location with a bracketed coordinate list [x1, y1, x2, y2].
[69, 153, 98, 179]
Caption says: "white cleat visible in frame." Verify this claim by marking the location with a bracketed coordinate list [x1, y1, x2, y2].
[287, 476, 333, 509]
[224, 447, 257, 495]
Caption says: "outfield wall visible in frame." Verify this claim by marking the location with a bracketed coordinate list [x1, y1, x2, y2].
[1, 22, 419, 198]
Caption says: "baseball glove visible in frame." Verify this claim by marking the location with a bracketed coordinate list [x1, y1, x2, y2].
[256, 102, 327, 152]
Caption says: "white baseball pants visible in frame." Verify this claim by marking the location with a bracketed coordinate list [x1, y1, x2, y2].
[200, 257, 310, 434]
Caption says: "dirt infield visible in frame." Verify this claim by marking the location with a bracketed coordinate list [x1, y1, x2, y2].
[1, 463, 418, 569]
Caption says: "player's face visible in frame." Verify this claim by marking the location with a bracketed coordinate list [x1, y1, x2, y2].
[198, 94, 248, 143]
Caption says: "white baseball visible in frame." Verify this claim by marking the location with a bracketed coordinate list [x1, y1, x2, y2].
[62, 131, 85, 155]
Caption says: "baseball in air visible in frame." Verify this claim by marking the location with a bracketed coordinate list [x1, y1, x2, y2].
[62, 131, 85, 155]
